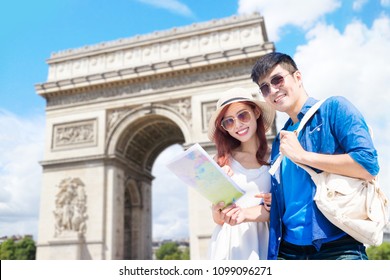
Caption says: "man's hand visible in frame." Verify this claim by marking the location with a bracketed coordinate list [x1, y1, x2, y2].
[279, 130, 305, 163]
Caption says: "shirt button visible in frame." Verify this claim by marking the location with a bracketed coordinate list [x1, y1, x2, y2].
[327, 190, 335, 199]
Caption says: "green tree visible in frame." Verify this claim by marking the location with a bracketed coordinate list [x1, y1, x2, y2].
[0, 239, 16, 260]
[367, 242, 390, 260]
[15, 236, 36, 260]
[155, 241, 190, 260]
[0, 236, 36, 260]
[181, 247, 190, 260]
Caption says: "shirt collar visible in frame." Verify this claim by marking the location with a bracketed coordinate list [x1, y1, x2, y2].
[281, 97, 319, 130]
[296, 97, 319, 122]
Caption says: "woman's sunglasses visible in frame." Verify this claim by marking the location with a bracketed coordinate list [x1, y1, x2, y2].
[259, 72, 292, 97]
[221, 110, 252, 131]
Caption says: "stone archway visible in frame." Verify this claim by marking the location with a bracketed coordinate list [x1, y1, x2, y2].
[106, 106, 188, 259]
[35, 13, 275, 259]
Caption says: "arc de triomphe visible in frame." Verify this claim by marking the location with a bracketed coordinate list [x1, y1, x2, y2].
[35, 13, 276, 260]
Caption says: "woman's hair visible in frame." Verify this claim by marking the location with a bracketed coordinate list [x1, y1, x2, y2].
[213, 101, 270, 167]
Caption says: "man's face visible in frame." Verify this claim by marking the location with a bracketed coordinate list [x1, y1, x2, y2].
[257, 65, 302, 115]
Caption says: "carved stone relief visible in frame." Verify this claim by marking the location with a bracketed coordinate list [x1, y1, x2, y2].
[52, 119, 97, 150]
[106, 108, 132, 134]
[106, 97, 192, 138]
[165, 98, 191, 125]
[201, 100, 217, 132]
[53, 177, 88, 237]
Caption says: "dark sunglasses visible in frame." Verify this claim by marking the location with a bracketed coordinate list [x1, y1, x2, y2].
[259, 72, 293, 97]
[221, 110, 252, 131]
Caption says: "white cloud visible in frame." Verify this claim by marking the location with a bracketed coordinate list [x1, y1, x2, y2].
[151, 144, 189, 240]
[136, 0, 195, 18]
[0, 110, 45, 239]
[295, 15, 390, 112]
[353, 0, 368, 11]
[293, 14, 390, 198]
[238, 0, 341, 41]
[381, 0, 390, 7]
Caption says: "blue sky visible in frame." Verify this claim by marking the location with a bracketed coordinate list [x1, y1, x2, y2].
[1, 0, 389, 241]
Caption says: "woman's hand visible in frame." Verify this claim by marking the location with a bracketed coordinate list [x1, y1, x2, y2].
[221, 165, 234, 177]
[211, 202, 226, 225]
[211, 202, 239, 225]
[255, 192, 272, 212]
[223, 204, 269, 225]
[220, 205, 244, 226]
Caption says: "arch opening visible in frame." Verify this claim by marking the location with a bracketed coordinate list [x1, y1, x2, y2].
[114, 113, 186, 259]
[151, 144, 189, 244]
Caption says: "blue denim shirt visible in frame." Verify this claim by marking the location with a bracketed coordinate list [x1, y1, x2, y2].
[267, 96, 379, 260]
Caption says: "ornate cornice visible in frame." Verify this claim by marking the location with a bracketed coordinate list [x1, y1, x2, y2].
[42, 58, 264, 108]
[48, 13, 265, 61]
[35, 13, 274, 99]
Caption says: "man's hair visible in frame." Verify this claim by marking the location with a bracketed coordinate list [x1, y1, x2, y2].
[251, 52, 298, 85]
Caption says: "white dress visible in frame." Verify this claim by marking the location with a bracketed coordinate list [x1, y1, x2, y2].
[208, 158, 271, 260]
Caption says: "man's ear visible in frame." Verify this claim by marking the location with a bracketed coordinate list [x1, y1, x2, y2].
[294, 70, 303, 85]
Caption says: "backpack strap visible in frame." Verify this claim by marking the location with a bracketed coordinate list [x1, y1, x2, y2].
[269, 98, 328, 176]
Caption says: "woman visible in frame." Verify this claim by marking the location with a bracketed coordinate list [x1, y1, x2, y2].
[207, 87, 275, 260]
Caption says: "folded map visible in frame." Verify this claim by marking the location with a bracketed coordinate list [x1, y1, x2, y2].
[166, 143, 244, 206]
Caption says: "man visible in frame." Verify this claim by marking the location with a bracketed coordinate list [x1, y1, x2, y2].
[251, 52, 379, 260]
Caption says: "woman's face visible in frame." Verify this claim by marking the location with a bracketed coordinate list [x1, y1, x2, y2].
[221, 102, 259, 143]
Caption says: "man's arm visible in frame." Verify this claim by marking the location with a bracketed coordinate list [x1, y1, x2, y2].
[279, 130, 375, 181]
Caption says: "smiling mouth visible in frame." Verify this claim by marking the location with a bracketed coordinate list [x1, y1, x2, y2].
[274, 94, 287, 103]
[236, 127, 249, 135]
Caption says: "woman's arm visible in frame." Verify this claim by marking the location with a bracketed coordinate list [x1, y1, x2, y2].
[222, 204, 270, 226]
